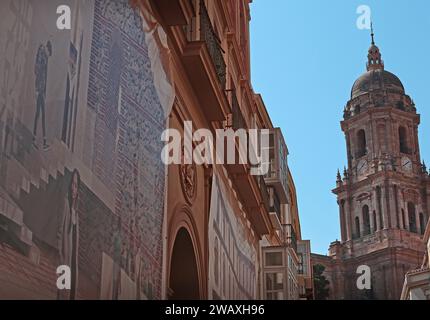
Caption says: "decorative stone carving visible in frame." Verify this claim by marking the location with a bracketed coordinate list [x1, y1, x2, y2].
[180, 161, 197, 204]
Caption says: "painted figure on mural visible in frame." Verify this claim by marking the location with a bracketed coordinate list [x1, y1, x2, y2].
[57, 169, 81, 300]
[62, 43, 78, 145]
[33, 41, 52, 151]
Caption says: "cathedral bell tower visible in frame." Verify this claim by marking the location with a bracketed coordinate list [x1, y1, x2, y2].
[331, 26, 430, 299]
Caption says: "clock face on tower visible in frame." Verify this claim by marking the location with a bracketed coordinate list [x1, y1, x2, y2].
[401, 156, 413, 172]
[357, 159, 369, 176]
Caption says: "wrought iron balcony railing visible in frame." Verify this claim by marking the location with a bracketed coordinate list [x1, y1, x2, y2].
[254, 175, 270, 213]
[231, 91, 247, 130]
[199, 1, 226, 89]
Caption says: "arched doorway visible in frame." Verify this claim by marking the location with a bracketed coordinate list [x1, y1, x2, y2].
[169, 228, 200, 300]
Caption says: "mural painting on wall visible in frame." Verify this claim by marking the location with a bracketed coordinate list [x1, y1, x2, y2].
[33, 40, 52, 150]
[208, 172, 258, 300]
[0, 0, 170, 299]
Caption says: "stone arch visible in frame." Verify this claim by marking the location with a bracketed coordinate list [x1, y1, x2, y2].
[419, 212, 426, 235]
[356, 129, 367, 158]
[407, 202, 417, 233]
[169, 228, 200, 299]
[399, 126, 409, 154]
[362, 205, 371, 236]
[167, 204, 204, 299]
[355, 216, 361, 239]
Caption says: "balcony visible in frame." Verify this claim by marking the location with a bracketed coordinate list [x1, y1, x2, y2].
[228, 172, 271, 237]
[223, 90, 247, 131]
[268, 187, 282, 230]
[152, 0, 195, 26]
[181, 0, 228, 121]
[255, 175, 270, 213]
[270, 188, 281, 219]
[221, 100, 271, 236]
[263, 129, 289, 203]
[282, 224, 297, 252]
[199, 1, 226, 89]
[231, 91, 247, 130]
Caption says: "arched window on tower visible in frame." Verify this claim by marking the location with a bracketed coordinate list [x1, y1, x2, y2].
[355, 216, 361, 239]
[376, 186, 383, 229]
[356, 129, 367, 158]
[373, 210, 377, 233]
[407, 202, 417, 233]
[362, 205, 371, 236]
[419, 213, 426, 235]
[399, 126, 410, 154]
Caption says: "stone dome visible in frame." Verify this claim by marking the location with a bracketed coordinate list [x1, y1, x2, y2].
[351, 69, 405, 99]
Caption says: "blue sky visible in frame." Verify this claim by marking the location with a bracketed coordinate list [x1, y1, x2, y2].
[249, 0, 430, 254]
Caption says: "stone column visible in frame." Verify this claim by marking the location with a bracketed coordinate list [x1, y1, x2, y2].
[415, 204, 421, 234]
[400, 208, 405, 230]
[368, 119, 375, 157]
[381, 185, 390, 229]
[426, 187, 430, 229]
[344, 197, 352, 241]
[412, 124, 420, 161]
[338, 200, 346, 242]
[371, 188, 378, 232]
[369, 198, 375, 233]
[359, 205, 365, 237]
[403, 201, 410, 231]
[390, 185, 400, 229]
[387, 119, 395, 155]
[398, 188, 406, 230]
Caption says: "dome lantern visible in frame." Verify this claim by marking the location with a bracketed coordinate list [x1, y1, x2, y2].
[367, 23, 384, 71]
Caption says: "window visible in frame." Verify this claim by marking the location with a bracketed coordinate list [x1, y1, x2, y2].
[376, 186, 383, 229]
[262, 247, 288, 300]
[419, 213, 426, 235]
[356, 129, 367, 158]
[298, 253, 304, 275]
[399, 126, 409, 154]
[355, 216, 361, 239]
[402, 209, 406, 230]
[362, 205, 371, 235]
[265, 251, 283, 267]
[408, 202, 417, 233]
[265, 272, 284, 300]
[373, 210, 377, 233]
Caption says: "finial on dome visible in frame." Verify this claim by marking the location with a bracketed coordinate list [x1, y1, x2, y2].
[367, 22, 384, 71]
